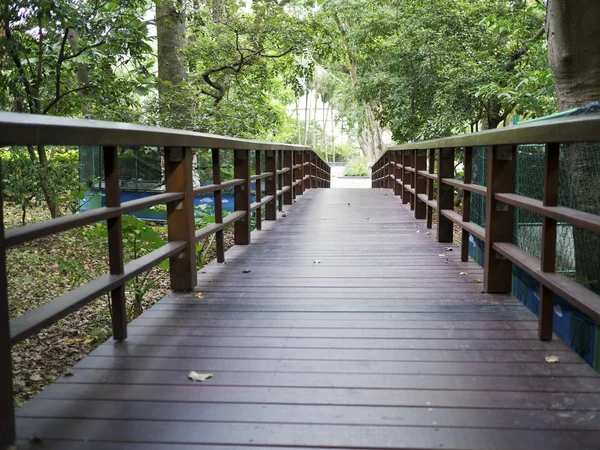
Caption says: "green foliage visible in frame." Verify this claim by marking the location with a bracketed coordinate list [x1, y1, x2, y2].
[344, 155, 369, 177]
[1, 149, 89, 222]
[320, 0, 556, 143]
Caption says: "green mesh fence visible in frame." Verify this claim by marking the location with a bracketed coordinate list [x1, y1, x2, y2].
[470, 137, 600, 294]
[78, 147, 163, 191]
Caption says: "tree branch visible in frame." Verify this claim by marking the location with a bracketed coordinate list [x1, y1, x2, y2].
[42, 84, 95, 114]
[62, 40, 105, 61]
[506, 26, 545, 72]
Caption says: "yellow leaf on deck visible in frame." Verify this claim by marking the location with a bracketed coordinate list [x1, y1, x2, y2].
[545, 356, 560, 364]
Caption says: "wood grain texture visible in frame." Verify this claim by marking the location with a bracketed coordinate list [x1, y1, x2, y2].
[14, 188, 599, 449]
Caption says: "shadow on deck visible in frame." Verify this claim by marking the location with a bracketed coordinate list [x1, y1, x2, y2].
[14, 188, 600, 449]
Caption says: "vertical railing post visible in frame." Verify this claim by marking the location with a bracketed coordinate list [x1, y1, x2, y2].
[539, 143, 560, 340]
[283, 150, 293, 205]
[484, 145, 516, 293]
[212, 149, 225, 262]
[437, 147, 455, 243]
[277, 151, 284, 212]
[295, 152, 303, 197]
[265, 150, 277, 220]
[414, 149, 427, 219]
[303, 151, 309, 192]
[409, 150, 416, 211]
[401, 152, 409, 204]
[461, 147, 473, 262]
[0, 163, 15, 447]
[311, 152, 316, 189]
[393, 151, 402, 196]
[234, 149, 251, 244]
[165, 147, 197, 291]
[104, 146, 127, 340]
[426, 149, 435, 230]
[255, 150, 262, 231]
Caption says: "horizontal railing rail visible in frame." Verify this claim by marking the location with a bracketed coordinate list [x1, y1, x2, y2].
[372, 113, 600, 346]
[0, 112, 331, 446]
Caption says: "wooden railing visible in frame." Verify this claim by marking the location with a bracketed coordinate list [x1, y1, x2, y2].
[0, 112, 330, 446]
[372, 113, 600, 342]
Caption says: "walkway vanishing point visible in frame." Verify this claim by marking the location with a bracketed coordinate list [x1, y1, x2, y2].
[3, 112, 600, 449]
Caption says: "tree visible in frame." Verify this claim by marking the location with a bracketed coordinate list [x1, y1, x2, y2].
[1, 0, 152, 216]
[547, 0, 600, 293]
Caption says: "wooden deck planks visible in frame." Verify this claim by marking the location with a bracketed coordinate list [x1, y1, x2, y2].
[15, 188, 600, 449]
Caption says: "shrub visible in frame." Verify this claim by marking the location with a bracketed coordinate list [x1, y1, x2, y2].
[344, 155, 370, 177]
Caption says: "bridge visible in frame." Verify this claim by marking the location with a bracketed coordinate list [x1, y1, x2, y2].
[2, 112, 600, 449]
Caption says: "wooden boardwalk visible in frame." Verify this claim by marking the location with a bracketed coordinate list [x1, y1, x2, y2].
[15, 188, 600, 449]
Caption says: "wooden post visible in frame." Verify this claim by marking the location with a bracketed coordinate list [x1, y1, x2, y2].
[539, 143, 560, 341]
[484, 145, 516, 293]
[277, 151, 284, 211]
[165, 147, 197, 291]
[409, 150, 416, 211]
[284, 151, 293, 205]
[394, 151, 402, 196]
[437, 147, 454, 243]
[234, 149, 251, 244]
[414, 149, 427, 219]
[0, 162, 15, 448]
[311, 152, 316, 189]
[103, 146, 127, 340]
[303, 151, 309, 192]
[295, 152, 303, 197]
[211, 149, 225, 262]
[461, 147, 473, 262]
[265, 150, 277, 220]
[255, 150, 262, 231]
[401, 151, 409, 204]
[426, 149, 435, 229]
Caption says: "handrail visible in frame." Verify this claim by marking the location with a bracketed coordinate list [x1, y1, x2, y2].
[0, 112, 331, 445]
[0, 112, 311, 151]
[371, 116, 600, 346]
[386, 112, 600, 151]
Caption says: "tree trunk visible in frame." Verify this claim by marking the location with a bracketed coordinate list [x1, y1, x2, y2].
[547, 0, 600, 293]
[295, 97, 301, 144]
[156, 0, 189, 129]
[312, 79, 319, 148]
[322, 101, 329, 161]
[303, 85, 309, 145]
[67, 28, 94, 118]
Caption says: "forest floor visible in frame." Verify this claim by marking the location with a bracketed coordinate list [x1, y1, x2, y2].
[4, 203, 234, 407]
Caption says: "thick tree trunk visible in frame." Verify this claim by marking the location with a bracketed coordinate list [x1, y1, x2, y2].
[67, 28, 94, 118]
[156, 0, 189, 128]
[312, 79, 319, 148]
[547, 0, 600, 293]
[322, 102, 329, 161]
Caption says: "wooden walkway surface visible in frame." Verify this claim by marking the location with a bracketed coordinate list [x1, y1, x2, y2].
[15, 188, 600, 449]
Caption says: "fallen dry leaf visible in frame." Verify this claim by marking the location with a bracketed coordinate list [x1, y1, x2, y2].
[473, 279, 481, 284]
[188, 371, 213, 382]
[195, 293, 205, 299]
[438, 254, 445, 257]
[444, 247, 453, 251]
[30, 373, 42, 382]
[242, 269, 251, 274]
[545, 356, 560, 364]
[460, 272, 468, 276]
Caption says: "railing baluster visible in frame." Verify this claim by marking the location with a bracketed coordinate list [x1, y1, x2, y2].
[539, 143, 560, 340]
[393, 151, 401, 197]
[415, 150, 427, 219]
[401, 151, 409, 204]
[278, 150, 284, 212]
[212, 148, 225, 262]
[0, 166, 15, 447]
[484, 145, 516, 293]
[165, 147, 197, 291]
[437, 147, 454, 243]
[255, 150, 262, 231]
[234, 150, 251, 244]
[426, 149, 435, 229]
[409, 150, 416, 211]
[295, 151, 303, 197]
[284, 150, 293, 205]
[103, 146, 127, 340]
[265, 151, 277, 220]
[461, 146, 473, 262]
